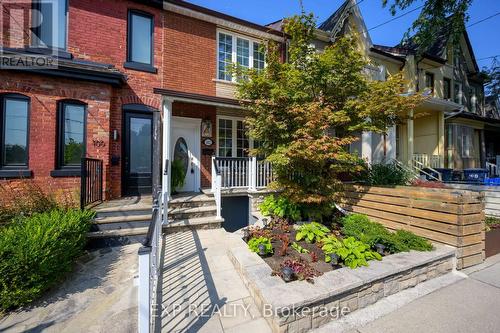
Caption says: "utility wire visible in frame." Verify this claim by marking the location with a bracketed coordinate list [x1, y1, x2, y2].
[368, 5, 424, 31]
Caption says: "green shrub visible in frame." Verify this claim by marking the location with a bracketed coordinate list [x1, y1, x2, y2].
[325, 236, 382, 268]
[171, 159, 186, 193]
[0, 209, 94, 310]
[248, 236, 273, 255]
[259, 195, 301, 221]
[0, 181, 62, 225]
[358, 162, 411, 186]
[295, 222, 330, 243]
[291, 242, 309, 254]
[341, 213, 433, 253]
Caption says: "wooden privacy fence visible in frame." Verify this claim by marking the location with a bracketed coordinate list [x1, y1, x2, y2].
[339, 185, 485, 269]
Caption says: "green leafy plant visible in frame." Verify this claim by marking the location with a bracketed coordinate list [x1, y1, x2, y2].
[341, 213, 433, 253]
[0, 209, 94, 310]
[320, 235, 343, 263]
[259, 195, 301, 221]
[291, 242, 309, 254]
[296, 222, 330, 243]
[359, 162, 411, 186]
[171, 159, 186, 194]
[248, 236, 273, 255]
[328, 237, 382, 269]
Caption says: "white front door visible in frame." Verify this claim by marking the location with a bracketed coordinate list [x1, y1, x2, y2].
[171, 117, 201, 192]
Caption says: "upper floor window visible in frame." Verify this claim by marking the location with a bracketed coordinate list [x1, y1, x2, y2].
[454, 82, 463, 105]
[0, 94, 29, 169]
[57, 100, 86, 169]
[217, 31, 266, 81]
[424, 72, 434, 93]
[443, 78, 451, 100]
[32, 0, 68, 49]
[125, 10, 156, 72]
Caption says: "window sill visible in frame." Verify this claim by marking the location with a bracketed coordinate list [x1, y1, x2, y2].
[123, 62, 157, 74]
[0, 169, 32, 179]
[212, 78, 237, 85]
[50, 169, 81, 177]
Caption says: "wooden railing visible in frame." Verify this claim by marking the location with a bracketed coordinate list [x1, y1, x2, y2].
[212, 156, 275, 190]
[80, 157, 103, 209]
[413, 153, 442, 169]
[138, 190, 162, 333]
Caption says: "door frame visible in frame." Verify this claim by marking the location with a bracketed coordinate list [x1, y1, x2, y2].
[171, 116, 201, 192]
[122, 107, 155, 196]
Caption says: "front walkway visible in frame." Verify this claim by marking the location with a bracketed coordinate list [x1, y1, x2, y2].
[159, 229, 271, 333]
[0, 244, 140, 333]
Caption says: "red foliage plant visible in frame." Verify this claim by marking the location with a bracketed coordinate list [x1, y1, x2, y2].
[277, 257, 321, 283]
[410, 179, 448, 189]
[310, 251, 318, 263]
[249, 226, 273, 240]
[276, 234, 290, 256]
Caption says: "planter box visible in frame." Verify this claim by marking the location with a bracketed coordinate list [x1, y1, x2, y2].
[228, 236, 455, 333]
[486, 228, 500, 258]
[340, 185, 485, 269]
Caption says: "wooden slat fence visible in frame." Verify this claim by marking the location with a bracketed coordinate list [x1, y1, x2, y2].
[339, 185, 485, 269]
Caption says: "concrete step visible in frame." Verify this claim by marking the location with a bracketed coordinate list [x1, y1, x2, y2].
[169, 195, 215, 209]
[168, 205, 217, 220]
[92, 213, 152, 224]
[165, 216, 224, 233]
[91, 220, 151, 231]
[87, 227, 149, 239]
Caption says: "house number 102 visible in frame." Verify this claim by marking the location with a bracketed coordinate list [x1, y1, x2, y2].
[93, 139, 105, 147]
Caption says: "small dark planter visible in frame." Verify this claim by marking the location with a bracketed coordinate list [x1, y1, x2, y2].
[330, 253, 340, 268]
[375, 243, 386, 256]
[258, 244, 267, 256]
[282, 266, 295, 282]
[486, 228, 500, 258]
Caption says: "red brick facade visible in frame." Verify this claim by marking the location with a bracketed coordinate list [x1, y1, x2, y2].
[0, 0, 278, 199]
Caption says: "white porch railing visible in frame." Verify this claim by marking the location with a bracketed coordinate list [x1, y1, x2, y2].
[487, 162, 499, 177]
[212, 158, 222, 219]
[413, 153, 442, 169]
[212, 156, 275, 191]
[138, 190, 163, 333]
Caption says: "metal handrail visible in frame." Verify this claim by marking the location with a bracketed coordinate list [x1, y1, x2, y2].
[80, 157, 103, 209]
[412, 159, 442, 181]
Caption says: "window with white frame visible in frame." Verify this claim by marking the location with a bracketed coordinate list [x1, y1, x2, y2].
[217, 31, 265, 81]
[218, 117, 257, 157]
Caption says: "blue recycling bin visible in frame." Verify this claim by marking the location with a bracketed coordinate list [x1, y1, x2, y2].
[434, 168, 453, 182]
[463, 168, 488, 183]
[485, 177, 500, 186]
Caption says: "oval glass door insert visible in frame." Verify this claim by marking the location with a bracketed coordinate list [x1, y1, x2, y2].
[174, 137, 189, 175]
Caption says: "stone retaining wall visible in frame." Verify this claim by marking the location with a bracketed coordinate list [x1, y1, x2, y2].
[229, 239, 455, 333]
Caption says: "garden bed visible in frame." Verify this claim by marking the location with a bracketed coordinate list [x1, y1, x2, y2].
[229, 235, 455, 333]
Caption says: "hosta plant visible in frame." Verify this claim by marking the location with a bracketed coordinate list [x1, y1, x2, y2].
[320, 235, 343, 263]
[291, 242, 309, 254]
[326, 237, 382, 269]
[296, 222, 330, 243]
[248, 237, 273, 255]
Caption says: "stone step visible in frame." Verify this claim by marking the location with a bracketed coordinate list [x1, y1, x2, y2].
[165, 216, 224, 233]
[87, 227, 149, 239]
[169, 195, 215, 209]
[92, 213, 152, 224]
[91, 220, 151, 231]
[168, 205, 217, 220]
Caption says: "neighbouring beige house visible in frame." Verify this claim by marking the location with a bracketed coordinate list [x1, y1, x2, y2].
[312, 0, 500, 179]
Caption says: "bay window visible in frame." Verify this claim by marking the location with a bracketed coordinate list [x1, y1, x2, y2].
[217, 31, 266, 81]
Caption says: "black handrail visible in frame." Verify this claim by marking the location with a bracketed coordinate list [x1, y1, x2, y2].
[80, 158, 103, 209]
[143, 190, 162, 247]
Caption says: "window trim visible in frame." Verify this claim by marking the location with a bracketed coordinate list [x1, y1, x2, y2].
[216, 29, 266, 82]
[31, 0, 69, 51]
[126, 9, 156, 72]
[0, 94, 31, 175]
[53, 99, 87, 176]
[216, 116, 256, 157]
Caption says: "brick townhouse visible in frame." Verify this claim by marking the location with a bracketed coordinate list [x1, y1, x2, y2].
[0, 0, 285, 200]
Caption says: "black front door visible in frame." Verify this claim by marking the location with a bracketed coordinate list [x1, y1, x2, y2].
[124, 112, 153, 195]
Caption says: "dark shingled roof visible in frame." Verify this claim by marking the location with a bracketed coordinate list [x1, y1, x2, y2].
[317, 0, 350, 32]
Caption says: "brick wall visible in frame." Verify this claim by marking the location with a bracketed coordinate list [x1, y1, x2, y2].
[0, 71, 113, 200]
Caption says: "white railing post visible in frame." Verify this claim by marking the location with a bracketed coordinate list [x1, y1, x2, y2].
[138, 247, 151, 333]
[211, 156, 216, 192]
[162, 98, 173, 224]
[249, 157, 257, 191]
[215, 173, 222, 219]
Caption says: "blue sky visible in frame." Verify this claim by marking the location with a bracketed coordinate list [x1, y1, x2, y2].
[188, 0, 500, 69]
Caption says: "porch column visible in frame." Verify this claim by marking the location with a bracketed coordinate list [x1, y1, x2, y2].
[162, 98, 173, 221]
[407, 110, 414, 167]
[438, 111, 445, 167]
[480, 129, 486, 168]
[386, 126, 397, 161]
[361, 131, 372, 164]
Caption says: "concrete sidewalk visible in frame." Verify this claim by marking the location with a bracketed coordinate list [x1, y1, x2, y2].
[316, 254, 500, 333]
